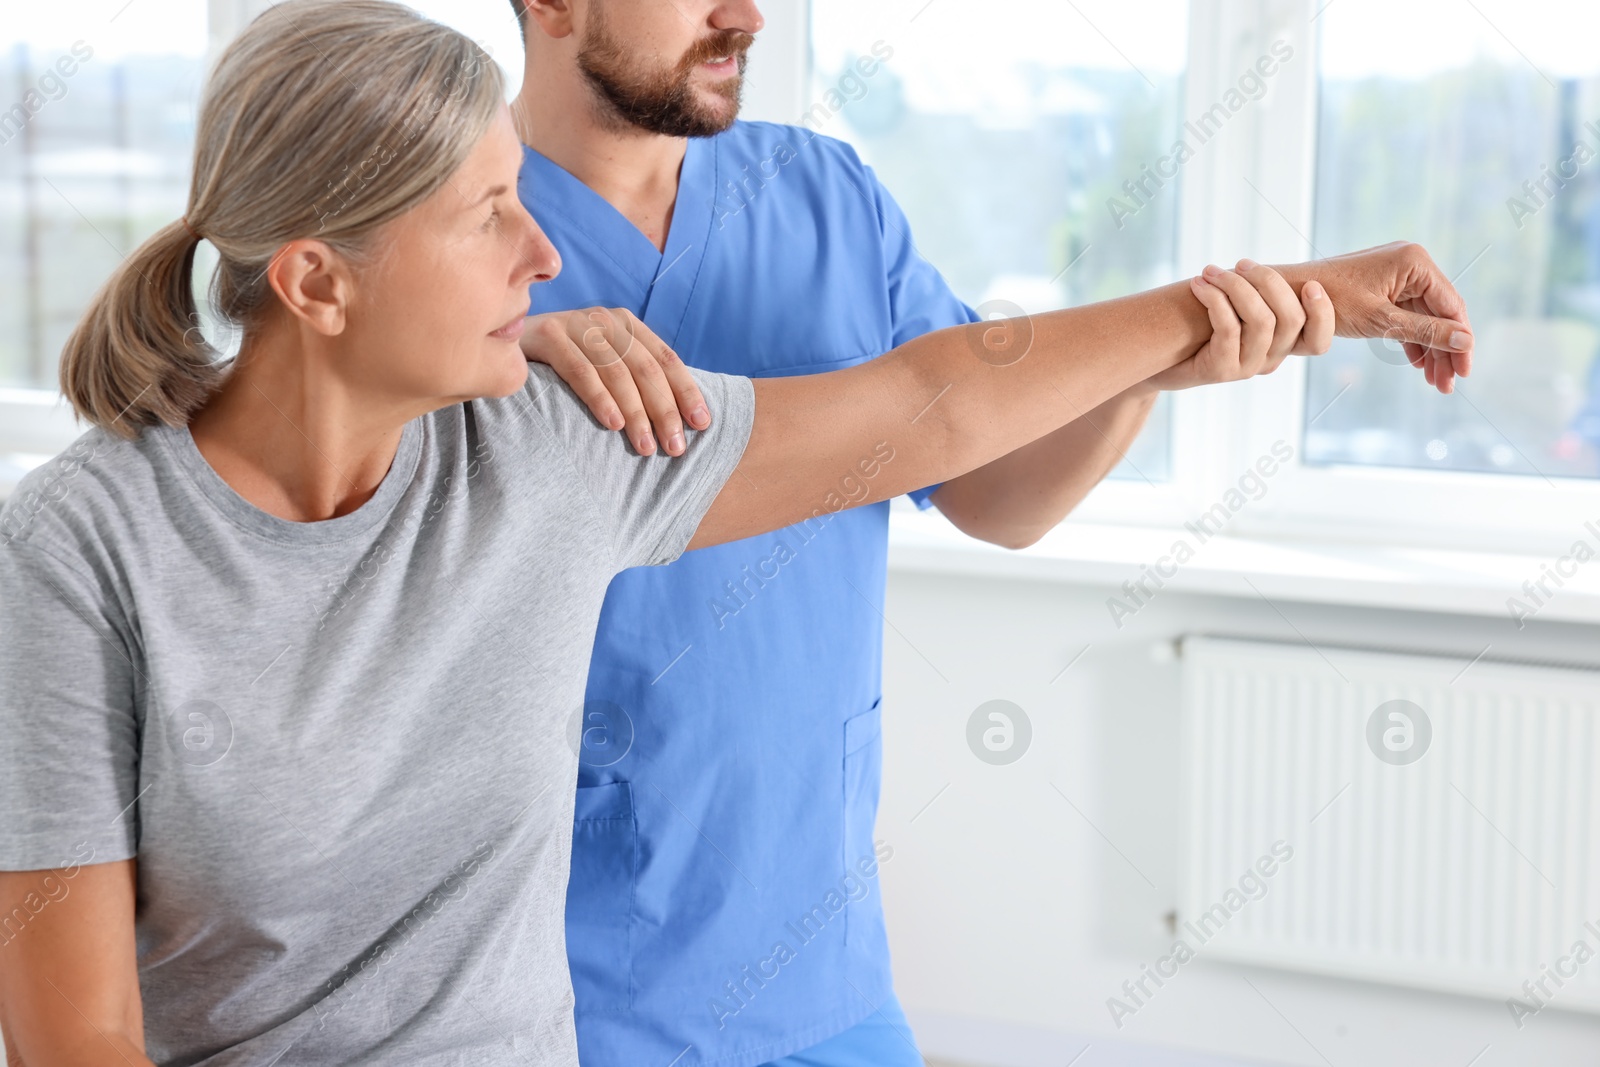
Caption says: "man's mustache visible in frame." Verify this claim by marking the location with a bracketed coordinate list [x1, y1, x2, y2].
[680, 31, 755, 73]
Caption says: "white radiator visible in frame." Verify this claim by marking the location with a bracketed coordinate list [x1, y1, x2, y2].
[1177, 635, 1600, 1016]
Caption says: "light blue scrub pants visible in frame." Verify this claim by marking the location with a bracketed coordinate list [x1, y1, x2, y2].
[760, 993, 924, 1067]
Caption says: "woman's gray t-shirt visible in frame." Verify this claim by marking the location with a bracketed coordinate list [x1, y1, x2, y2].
[0, 362, 755, 1065]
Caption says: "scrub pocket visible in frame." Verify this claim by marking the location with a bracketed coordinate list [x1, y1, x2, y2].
[842, 697, 884, 947]
[568, 781, 637, 1013]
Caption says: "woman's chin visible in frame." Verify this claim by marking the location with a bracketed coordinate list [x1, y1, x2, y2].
[432, 351, 528, 406]
[480, 354, 531, 399]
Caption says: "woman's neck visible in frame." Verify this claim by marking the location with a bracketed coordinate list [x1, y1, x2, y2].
[188, 333, 411, 523]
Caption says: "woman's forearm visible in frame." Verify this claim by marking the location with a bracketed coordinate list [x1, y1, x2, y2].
[0, 863, 151, 1067]
[690, 280, 1209, 550]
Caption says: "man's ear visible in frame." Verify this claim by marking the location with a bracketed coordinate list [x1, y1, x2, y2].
[523, 0, 577, 39]
[264, 239, 351, 338]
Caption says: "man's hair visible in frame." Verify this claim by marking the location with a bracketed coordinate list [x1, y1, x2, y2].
[509, 1, 525, 29]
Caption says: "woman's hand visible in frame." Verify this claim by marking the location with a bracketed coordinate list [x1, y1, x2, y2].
[1272, 241, 1474, 394]
[520, 307, 711, 456]
[1146, 259, 1336, 392]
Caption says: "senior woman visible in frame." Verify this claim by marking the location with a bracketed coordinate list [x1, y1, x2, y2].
[0, 1, 1470, 1064]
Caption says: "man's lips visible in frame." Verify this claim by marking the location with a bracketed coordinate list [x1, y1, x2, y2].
[699, 53, 740, 78]
[693, 37, 750, 74]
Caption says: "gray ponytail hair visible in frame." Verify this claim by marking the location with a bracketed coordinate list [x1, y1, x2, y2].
[59, 0, 505, 438]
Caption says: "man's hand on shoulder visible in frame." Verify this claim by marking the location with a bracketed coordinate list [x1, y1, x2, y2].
[520, 307, 712, 456]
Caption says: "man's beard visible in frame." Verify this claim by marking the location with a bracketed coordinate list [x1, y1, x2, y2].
[576, 11, 753, 138]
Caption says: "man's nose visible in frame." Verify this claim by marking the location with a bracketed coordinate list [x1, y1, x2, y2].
[711, 1, 764, 36]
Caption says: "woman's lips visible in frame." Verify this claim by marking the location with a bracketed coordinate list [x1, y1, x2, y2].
[491, 311, 528, 341]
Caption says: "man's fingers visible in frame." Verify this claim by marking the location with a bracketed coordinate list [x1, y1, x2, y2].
[1204, 267, 1273, 374]
[1236, 259, 1305, 362]
[609, 309, 699, 450]
[568, 333, 657, 454]
[660, 351, 709, 431]
[636, 325, 711, 432]
[1296, 280, 1335, 355]
[616, 343, 686, 455]
[528, 307, 708, 455]
[1190, 273, 1243, 378]
[569, 307, 695, 455]
[551, 339, 624, 431]
[523, 315, 627, 431]
[572, 329, 660, 455]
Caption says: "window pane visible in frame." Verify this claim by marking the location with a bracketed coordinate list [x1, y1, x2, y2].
[0, 3, 207, 392]
[1306, 0, 1600, 480]
[810, 0, 1188, 482]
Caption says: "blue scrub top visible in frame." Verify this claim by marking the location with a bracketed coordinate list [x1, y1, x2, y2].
[519, 120, 978, 1067]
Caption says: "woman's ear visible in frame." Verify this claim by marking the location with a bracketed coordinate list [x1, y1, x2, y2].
[264, 239, 351, 337]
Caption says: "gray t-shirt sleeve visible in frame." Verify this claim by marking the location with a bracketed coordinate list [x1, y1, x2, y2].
[520, 361, 757, 571]
[0, 541, 140, 870]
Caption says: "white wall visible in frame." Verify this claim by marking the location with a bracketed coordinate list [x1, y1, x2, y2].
[876, 560, 1600, 1066]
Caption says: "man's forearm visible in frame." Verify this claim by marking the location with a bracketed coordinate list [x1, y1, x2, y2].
[928, 382, 1160, 549]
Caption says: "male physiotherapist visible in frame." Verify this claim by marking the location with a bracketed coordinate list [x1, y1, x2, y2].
[506, 2, 1470, 1065]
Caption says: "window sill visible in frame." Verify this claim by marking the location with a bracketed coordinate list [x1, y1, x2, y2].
[887, 502, 1600, 627]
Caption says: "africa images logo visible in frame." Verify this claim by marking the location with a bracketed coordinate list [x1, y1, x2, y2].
[1365, 699, 1432, 766]
[966, 700, 1032, 766]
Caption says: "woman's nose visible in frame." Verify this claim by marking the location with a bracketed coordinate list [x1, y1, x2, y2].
[518, 216, 562, 286]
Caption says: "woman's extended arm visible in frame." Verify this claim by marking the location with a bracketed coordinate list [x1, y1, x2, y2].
[0, 862, 153, 1067]
[688, 243, 1472, 551]
[688, 277, 1212, 550]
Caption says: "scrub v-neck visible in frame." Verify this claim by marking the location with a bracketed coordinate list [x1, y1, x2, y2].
[518, 136, 716, 345]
